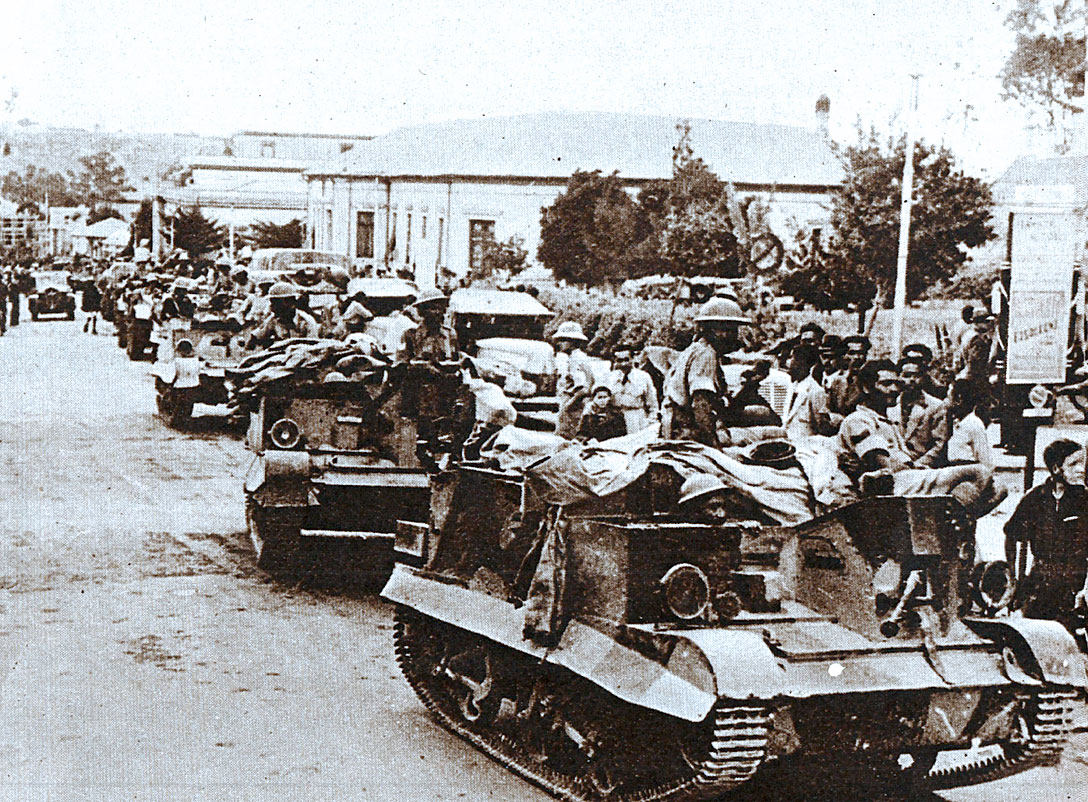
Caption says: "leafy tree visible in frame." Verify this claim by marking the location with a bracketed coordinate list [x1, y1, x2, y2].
[1, 165, 81, 214]
[249, 218, 305, 249]
[68, 150, 133, 211]
[170, 205, 226, 258]
[538, 170, 647, 285]
[783, 130, 996, 317]
[124, 199, 153, 255]
[87, 206, 123, 225]
[1000, 0, 1085, 128]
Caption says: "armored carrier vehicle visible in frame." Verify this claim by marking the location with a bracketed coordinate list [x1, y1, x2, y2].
[152, 318, 245, 427]
[244, 360, 469, 582]
[384, 462, 1087, 802]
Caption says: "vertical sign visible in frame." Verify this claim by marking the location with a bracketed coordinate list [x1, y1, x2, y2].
[1007, 213, 1076, 385]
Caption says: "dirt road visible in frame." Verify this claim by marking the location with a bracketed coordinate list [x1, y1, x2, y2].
[0, 317, 1083, 802]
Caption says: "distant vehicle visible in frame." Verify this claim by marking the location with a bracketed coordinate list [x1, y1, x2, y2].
[28, 271, 76, 321]
[152, 318, 245, 427]
[247, 249, 352, 286]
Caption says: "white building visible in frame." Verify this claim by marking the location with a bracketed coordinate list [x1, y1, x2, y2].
[162, 156, 310, 229]
[305, 109, 842, 287]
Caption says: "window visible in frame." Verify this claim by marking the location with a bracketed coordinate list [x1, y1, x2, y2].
[389, 212, 397, 258]
[406, 213, 412, 264]
[356, 211, 374, 259]
[468, 219, 496, 273]
[437, 217, 444, 263]
[261, 141, 276, 158]
[421, 216, 427, 239]
[325, 209, 333, 247]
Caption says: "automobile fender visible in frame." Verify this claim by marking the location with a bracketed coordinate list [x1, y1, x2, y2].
[245, 451, 311, 507]
[965, 616, 1088, 687]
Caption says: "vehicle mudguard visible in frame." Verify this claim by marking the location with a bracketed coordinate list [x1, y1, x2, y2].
[665, 629, 785, 700]
[244, 451, 312, 507]
[965, 617, 1088, 687]
[382, 565, 717, 722]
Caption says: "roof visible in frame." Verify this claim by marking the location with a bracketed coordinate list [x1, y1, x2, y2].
[449, 289, 553, 317]
[311, 111, 842, 187]
[185, 156, 309, 172]
[83, 218, 129, 239]
[993, 154, 1088, 187]
[237, 131, 374, 141]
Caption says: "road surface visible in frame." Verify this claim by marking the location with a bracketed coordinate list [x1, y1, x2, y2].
[0, 315, 1084, 802]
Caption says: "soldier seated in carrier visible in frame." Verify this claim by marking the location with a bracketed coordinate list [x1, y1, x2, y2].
[839, 359, 991, 510]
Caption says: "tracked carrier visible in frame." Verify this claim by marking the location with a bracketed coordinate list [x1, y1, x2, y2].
[383, 464, 1088, 801]
[244, 361, 468, 582]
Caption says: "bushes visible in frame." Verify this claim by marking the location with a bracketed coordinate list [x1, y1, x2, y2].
[534, 280, 785, 356]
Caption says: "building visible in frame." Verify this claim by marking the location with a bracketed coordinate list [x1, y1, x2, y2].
[161, 156, 310, 230]
[305, 109, 842, 287]
[42, 206, 89, 256]
[0, 198, 39, 254]
[990, 154, 1085, 234]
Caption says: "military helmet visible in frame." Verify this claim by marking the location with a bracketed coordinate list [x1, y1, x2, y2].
[694, 296, 750, 326]
[268, 281, 302, 299]
[328, 267, 351, 290]
[678, 473, 729, 506]
[412, 287, 448, 309]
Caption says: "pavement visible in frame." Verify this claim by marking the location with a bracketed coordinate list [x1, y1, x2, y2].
[0, 314, 1084, 802]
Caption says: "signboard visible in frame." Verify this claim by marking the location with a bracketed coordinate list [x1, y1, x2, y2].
[1007, 213, 1077, 385]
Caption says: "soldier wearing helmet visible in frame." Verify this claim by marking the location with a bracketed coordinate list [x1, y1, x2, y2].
[247, 281, 321, 348]
[333, 277, 375, 338]
[401, 288, 458, 362]
[661, 295, 750, 445]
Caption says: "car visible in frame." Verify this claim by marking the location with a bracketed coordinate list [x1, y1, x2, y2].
[152, 318, 245, 427]
[28, 271, 76, 321]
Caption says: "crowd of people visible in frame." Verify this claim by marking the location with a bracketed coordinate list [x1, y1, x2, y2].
[0, 267, 34, 335]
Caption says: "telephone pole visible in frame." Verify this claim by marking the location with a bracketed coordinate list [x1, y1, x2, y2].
[890, 75, 920, 359]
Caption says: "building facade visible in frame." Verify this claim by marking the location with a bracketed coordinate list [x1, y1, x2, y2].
[305, 110, 842, 287]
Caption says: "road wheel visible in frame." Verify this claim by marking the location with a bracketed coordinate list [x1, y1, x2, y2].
[245, 500, 307, 580]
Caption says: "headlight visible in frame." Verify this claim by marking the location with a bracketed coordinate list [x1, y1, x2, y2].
[660, 563, 710, 621]
[269, 417, 302, 449]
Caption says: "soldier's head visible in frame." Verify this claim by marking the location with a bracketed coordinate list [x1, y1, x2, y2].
[843, 335, 871, 370]
[898, 357, 927, 400]
[1044, 438, 1084, 488]
[412, 288, 448, 326]
[859, 359, 901, 411]
[694, 296, 749, 355]
[798, 321, 825, 347]
[677, 474, 732, 521]
[268, 282, 301, 317]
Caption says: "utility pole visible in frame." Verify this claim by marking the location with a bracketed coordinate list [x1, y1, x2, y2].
[890, 74, 920, 359]
[151, 167, 161, 266]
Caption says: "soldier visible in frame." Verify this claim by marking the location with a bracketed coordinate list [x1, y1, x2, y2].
[827, 334, 870, 415]
[605, 347, 659, 434]
[551, 321, 594, 439]
[401, 288, 458, 362]
[247, 282, 321, 348]
[661, 296, 750, 446]
[0, 273, 9, 335]
[333, 278, 375, 339]
[838, 359, 991, 505]
[8, 268, 21, 327]
[1004, 438, 1088, 630]
[160, 280, 197, 322]
[894, 356, 947, 466]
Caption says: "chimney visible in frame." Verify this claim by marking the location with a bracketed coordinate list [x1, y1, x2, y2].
[815, 94, 830, 139]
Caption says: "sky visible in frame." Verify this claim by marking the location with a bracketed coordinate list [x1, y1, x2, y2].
[0, 0, 1056, 177]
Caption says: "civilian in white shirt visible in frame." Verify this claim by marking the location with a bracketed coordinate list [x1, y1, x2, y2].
[782, 344, 835, 441]
[606, 348, 659, 434]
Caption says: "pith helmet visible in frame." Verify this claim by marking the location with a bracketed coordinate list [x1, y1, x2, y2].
[268, 281, 302, 299]
[552, 321, 589, 342]
[694, 296, 750, 326]
[678, 473, 729, 506]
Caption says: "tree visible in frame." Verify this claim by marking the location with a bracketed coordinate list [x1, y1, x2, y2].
[538, 170, 648, 285]
[249, 218, 305, 249]
[1000, 0, 1085, 129]
[68, 150, 133, 211]
[87, 206, 123, 225]
[465, 234, 529, 284]
[170, 205, 226, 258]
[783, 129, 996, 316]
[1, 165, 81, 214]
